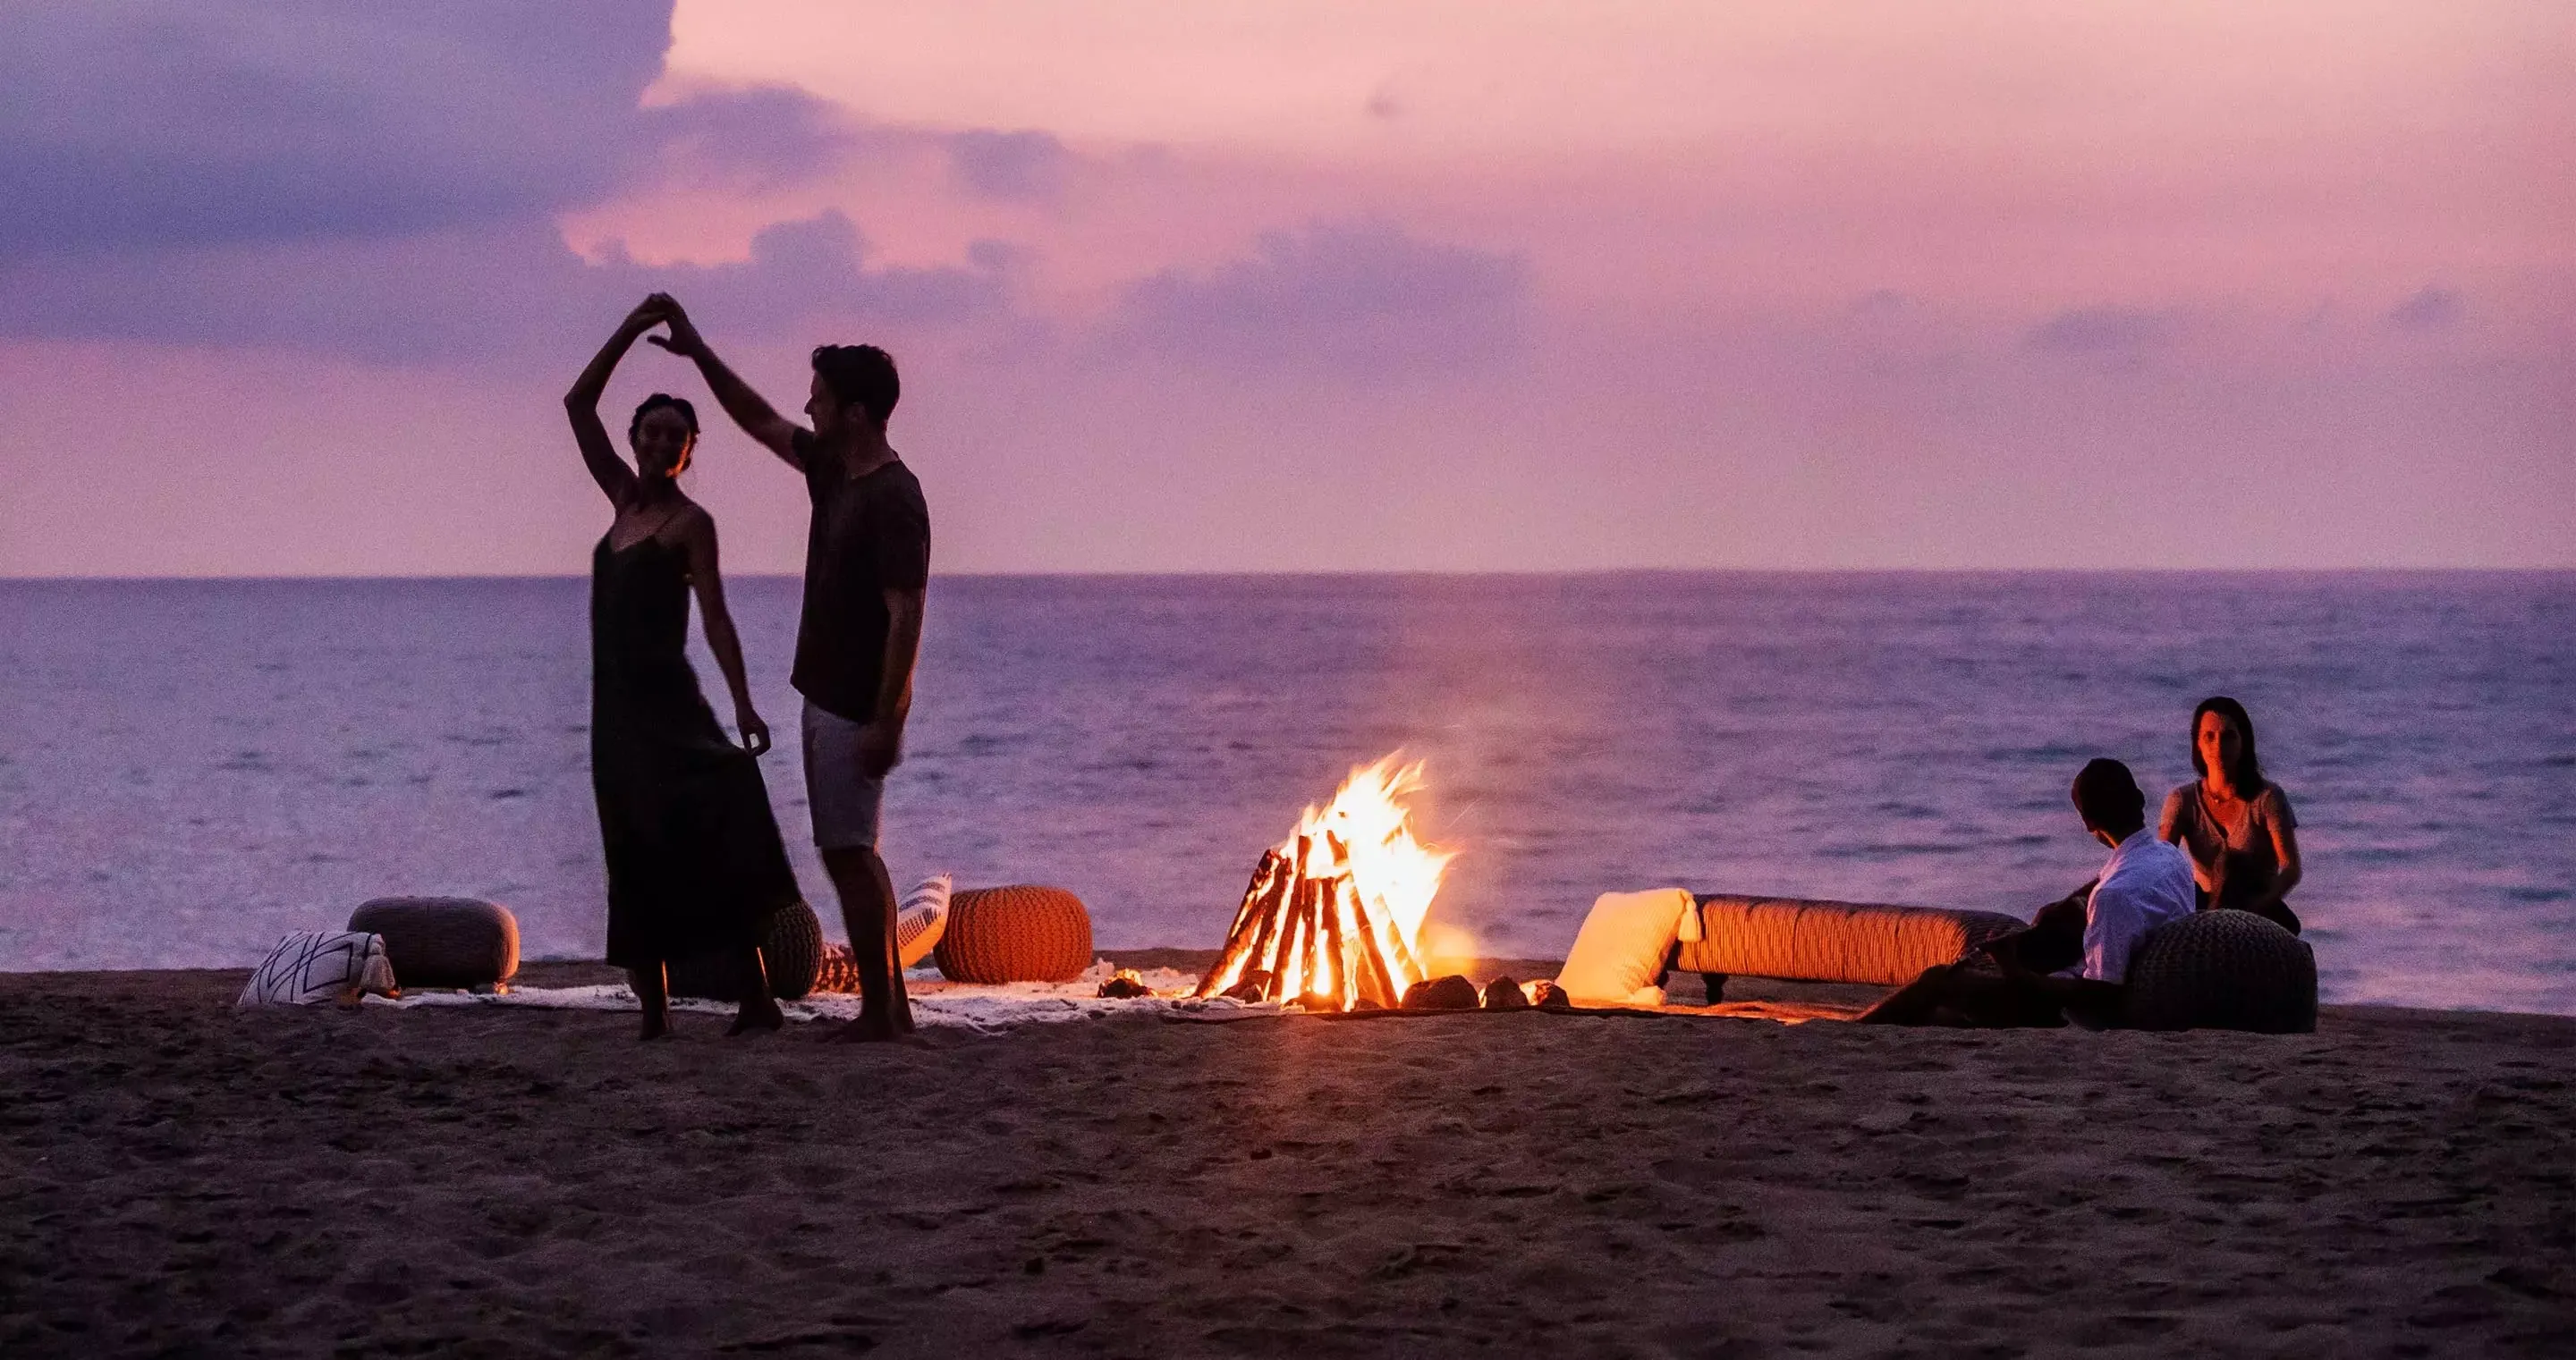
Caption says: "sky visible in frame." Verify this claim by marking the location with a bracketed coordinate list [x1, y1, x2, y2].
[2, 0, 2569, 576]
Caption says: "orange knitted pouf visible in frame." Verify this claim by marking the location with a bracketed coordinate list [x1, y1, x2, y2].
[935, 885, 1093, 984]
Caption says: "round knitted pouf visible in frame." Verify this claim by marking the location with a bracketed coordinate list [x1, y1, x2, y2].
[2123, 909, 2318, 1034]
[347, 897, 519, 991]
[936, 885, 1092, 984]
[665, 900, 826, 1001]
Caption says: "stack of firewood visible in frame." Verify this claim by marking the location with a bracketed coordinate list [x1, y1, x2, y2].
[1194, 835, 1426, 1009]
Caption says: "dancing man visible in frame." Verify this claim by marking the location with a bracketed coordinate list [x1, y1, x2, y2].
[647, 295, 927, 1042]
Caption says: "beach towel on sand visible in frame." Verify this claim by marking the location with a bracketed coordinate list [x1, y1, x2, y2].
[239, 931, 399, 1007]
[1555, 888, 1701, 1006]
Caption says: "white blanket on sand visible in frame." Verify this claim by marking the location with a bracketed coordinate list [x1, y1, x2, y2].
[364, 965, 1275, 1034]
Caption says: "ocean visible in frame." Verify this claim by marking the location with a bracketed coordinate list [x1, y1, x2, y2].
[3, 572, 2570, 1014]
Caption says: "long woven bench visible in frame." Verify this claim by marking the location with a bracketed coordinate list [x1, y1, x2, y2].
[1673, 893, 2318, 1032]
[1674, 894, 2025, 1001]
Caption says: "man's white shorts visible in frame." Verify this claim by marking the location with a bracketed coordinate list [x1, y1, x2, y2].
[801, 699, 886, 850]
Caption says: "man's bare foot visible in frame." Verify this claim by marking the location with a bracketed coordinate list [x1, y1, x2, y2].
[728, 999, 786, 1036]
[823, 1016, 899, 1043]
[639, 1010, 672, 1041]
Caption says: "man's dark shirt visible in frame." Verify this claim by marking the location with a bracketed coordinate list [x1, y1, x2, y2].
[790, 430, 929, 722]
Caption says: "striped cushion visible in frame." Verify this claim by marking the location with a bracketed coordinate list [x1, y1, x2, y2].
[896, 874, 950, 968]
[809, 877, 951, 993]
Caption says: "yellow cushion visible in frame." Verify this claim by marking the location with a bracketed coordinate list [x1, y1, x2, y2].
[1555, 888, 1696, 1005]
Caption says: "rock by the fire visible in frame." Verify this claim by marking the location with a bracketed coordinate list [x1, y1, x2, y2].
[1483, 976, 1531, 1010]
[1222, 971, 1271, 1004]
[1097, 970, 1150, 999]
[1402, 975, 1482, 1010]
[1532, 980, 1573, 1011]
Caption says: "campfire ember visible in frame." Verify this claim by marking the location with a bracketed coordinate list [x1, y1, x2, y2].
[1197, 755, 1455, 1010]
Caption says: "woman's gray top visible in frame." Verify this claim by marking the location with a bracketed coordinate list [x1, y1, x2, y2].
[2159, 780, 2297, 911]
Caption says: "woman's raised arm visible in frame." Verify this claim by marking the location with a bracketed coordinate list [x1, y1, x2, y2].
[562, 299, 665, 505]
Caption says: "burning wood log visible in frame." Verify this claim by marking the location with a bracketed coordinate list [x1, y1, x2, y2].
[1219, 851, 1282, 949]
[1315, 873, 1349, 1004]
[1273, 880, 1312, 1004]
[1274, 873, 1312, 995]
[1350, 896, 1402, 1009]
[1297, 875, 1329, 1003]
[1204, 856, 1280, 980]
[1198, 850, 1290, 1000]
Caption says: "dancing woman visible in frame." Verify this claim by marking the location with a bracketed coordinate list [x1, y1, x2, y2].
[566, 299, 802, 1037]
[2159, 696, 2305, 934]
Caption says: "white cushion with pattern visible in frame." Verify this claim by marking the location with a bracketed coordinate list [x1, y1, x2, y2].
[238, 931, 399, 1007]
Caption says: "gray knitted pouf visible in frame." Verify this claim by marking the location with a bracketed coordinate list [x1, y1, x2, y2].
[2123, 909, 2318, 1034]
[665, 900, 825, 1001]
[347, 897, 519, 990]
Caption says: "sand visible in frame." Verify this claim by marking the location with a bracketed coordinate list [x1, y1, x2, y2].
[4, 959, 2572, 1358]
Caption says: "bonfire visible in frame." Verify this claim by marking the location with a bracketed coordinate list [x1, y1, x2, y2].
[1195, 755, 1454, 1010]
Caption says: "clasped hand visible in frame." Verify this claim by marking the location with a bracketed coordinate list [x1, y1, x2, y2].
[628, 292, 706, 359]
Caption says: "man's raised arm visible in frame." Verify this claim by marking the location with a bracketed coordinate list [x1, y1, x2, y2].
[644, 293, 809, 472]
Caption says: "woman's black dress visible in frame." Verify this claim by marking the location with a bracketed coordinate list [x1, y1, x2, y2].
[591, 533, 798, 968]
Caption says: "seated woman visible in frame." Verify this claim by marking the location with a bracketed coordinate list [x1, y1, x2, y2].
[2160, 696, 2304, 935]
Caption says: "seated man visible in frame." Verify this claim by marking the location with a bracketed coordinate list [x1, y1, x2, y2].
[1860, 758, 2195, 1027]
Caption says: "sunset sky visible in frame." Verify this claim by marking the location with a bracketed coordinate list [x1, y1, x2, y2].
[3, 1, 2568, 575]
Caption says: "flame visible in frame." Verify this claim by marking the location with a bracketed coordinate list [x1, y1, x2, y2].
[1200, 753, 1456, 1009]
[1291, 754, 1452, 955]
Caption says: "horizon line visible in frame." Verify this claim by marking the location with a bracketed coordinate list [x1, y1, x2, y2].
[6, 565, 2573, 586]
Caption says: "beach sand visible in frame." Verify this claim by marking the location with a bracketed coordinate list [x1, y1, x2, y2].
[4, 959, 2571, 1357]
